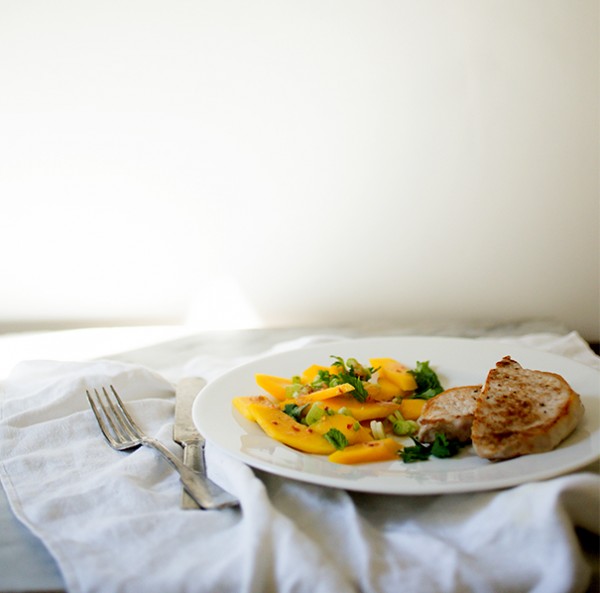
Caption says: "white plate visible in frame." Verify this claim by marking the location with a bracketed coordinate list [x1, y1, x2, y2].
[193, 336, 600, 495]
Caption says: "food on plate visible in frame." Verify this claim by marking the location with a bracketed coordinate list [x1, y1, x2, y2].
[417, 385, 481, 444]
[471, 356, 585, 460]
[248, 403, 372, 455]
[281, 395, 404, 422]
[233, 355, 448, 464]
[368, 357, 418, 399]
[232, 396, 276, 420]
[233, 353, 584, 466]
[328, 438, 402, 465]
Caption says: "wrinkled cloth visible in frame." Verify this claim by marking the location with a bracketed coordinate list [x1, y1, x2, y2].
[0, 332, 598, 593]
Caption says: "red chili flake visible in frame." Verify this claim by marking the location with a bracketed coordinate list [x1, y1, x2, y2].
[291, 426, 300, 432]
[368, 443, 376, 447]
[272, 421, 278, 425]
[307, 428, 313, 433]
[346, 424, 353, 430]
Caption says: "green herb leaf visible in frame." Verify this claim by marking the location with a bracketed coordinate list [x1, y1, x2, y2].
[312, 369, 333, 391]
[399, 433, 463, 463]
[430, 433, 462, 458]
[327, 356, 370, 402]
[409, 361, 444, 400]
[400, 440, 431, 463]
[341, 373, 369, 403]
[323, 428, 348, 450]
[330, 356, 347, 372]
[330, 355, 375, 381]
[282, 403, 308, 422]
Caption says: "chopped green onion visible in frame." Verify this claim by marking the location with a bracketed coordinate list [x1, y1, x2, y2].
[305, 403, 326, 425]
[370, 420, 386, 440]
[387, 411, 418, 436]
[284, 383, 304, 398]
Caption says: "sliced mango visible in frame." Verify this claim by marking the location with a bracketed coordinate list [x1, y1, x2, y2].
[255, 374, 293, 401]
[249, 404, 334, 454]
[294, 382, 356, 403]
[232, 396, 276, 421]
[399, 398, 426, 420]
[328, 438, 402, 465]
[370, 357, 407, 372]
[310, 413, 372, 445]
[370, 357, 417, 396]
[369, 377, 400, 400]
[382, 369, 417, 392]
[300, 364, 340, 384]
[309, 395, 401, 421]
[364, 382, 383, 399]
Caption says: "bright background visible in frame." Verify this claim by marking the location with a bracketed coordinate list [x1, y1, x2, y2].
[1, 1, 598, 340]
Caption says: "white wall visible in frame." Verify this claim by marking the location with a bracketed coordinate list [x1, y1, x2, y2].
[1, 1, 598, 340]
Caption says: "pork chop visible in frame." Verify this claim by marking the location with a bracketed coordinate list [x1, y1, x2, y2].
[471, 356, 584, 460]
[417, 385, 482, 443]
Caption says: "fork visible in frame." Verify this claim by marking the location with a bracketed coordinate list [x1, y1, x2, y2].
[85, 385, 238, 510]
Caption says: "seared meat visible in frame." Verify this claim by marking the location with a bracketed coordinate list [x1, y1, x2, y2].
[417, 385, 482, 443]
[471, 356, 584, 460]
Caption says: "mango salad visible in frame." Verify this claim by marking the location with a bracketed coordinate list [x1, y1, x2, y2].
[232, 356, 445, 465]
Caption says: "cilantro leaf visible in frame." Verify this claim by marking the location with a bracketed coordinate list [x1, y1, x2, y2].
[409, 361, 444, 400]
[400, 440, 431, 463]
[430, 433, 462, 458]
[330, 356, 375, 380]
[329, 355, 371, 403]
[282, 403, 308, 422]
[330, 356, 347, 372]
[341, 373, 368, 403]
[323, 428, 348, 450]
[399, 433, 464, 463]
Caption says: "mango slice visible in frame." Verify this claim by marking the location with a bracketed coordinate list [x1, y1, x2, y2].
[328, 438, 402, 465]
[399, 398, 426, 420]
[383, 369, 417, 392]
[232, 396, 276, 421]
[370, 357, 417, 396]
[249, 404, 335, 454]
[300, 364, 340, 384]
[364, 382, 383, 399]
[310, 413, 372, 445]
[255, 374, 293, 400]
[370, 357, 407, 372]
[369, 377, 400, 400]
[294, 382, 356, 403]
[285, 395, 401, 422]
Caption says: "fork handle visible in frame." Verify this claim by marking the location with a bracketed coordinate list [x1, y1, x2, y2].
[141, 436, 225, 510]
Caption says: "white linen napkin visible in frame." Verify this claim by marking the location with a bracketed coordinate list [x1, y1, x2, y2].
[0, 333, 598, 593]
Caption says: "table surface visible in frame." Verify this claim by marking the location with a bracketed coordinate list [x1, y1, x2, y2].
[0, 321, 597, 593]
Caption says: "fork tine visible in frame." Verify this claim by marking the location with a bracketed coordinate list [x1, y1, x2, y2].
[96, 387, 133, 442]
[108, 385, 143, 439]
[86, 388, 119, 447]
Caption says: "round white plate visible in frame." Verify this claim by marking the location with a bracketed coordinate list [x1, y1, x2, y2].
[192, 336, 600, 495]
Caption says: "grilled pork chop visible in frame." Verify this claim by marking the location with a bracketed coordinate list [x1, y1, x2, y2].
[471, 356, 584, 460]
[417, 385, 482, 443]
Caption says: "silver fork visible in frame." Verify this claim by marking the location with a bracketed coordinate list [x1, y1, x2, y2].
[85, 385, 238, 510]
